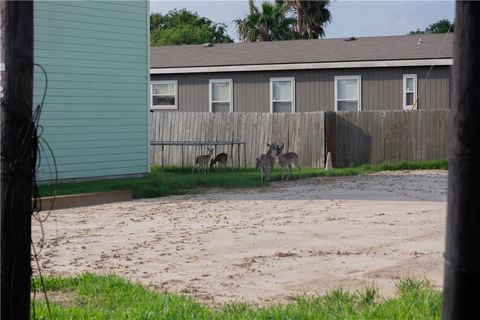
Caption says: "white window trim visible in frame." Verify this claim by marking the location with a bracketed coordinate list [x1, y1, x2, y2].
[209, 79, 233, 113]
[403, 74, 417, 110]
[270, 77, 295, 113]
[150, 80, 178, 110]
[334, 75, 362, 111]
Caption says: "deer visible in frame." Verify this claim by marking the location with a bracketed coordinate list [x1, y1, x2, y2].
[255, 143, 276, 181]
[273, 142, 301, 181]
[210, 152, 228, 171]
[266, 143, 276, 169]
[192, 147, 214, 175]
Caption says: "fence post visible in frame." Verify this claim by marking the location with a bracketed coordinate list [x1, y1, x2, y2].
[324, 111, 336, 168]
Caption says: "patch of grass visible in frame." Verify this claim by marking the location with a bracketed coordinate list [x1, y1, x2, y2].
[31, 274, 442, 319]
[38, 160, 447, 199]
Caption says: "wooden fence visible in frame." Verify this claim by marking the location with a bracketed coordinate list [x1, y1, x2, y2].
[150, 109, 450, 168]
[325, 109, 450, 167]
[150, 112, 325, 168]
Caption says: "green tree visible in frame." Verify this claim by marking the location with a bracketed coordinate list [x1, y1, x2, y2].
[150, 9, 233, 46]
[234, 1, 298, 42]
[409, 19, 454, 35]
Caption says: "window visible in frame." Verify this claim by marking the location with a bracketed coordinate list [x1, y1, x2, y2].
[151, 80, 177, 110]
[403, 74, 417, 109]
[334, 75, 361, 111]
[270, 77, 295, 113]
[209, 79, 233, 112]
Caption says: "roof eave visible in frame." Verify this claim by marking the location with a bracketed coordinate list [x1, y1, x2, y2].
[151, 58, 453, 75]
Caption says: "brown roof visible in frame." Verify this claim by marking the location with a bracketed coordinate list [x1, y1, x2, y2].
[150, 33, 453, 69]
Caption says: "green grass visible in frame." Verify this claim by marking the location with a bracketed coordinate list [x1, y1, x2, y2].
[31, 274, 442, 319]
[38, 160, 448, 200]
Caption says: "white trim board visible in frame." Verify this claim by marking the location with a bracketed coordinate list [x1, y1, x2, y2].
[403, 73, 417, 110]
[150, 80, 178, 110]
[151, 58, 453, 75]
[334, 75, 362, 111]
[146, 0, 152, 173]
[209, 79, 233, 113]
[270, 77, 295, 113]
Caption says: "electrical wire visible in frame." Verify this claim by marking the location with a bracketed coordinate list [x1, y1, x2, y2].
[413, 22, 454, 109]
[0, 62, 58, 319]
[30, 63, 57, 320]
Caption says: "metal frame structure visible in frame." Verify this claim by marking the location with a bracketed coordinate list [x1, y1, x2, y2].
[150, 140, 247, 170]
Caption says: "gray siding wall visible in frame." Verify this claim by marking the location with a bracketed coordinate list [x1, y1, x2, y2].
[151, 66, 450, 112]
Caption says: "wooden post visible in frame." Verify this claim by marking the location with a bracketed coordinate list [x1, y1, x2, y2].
[231, 143, 234, 171]
[181, 145, 184, 168]
[161, 145, 164, 171]
[324, 111, 336, 168]
[0, 1, 34, 319]
[443, 2, 480, 319]
[237, 143, 240, 169]
[243, 142, 246, 168]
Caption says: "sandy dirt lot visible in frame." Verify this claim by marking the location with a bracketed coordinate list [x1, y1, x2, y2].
[33, 170, 447, 305]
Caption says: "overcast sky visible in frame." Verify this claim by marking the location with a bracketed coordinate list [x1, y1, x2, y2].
[150, 0, 455, 41]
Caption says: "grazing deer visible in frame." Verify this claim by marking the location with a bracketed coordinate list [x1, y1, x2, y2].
[256, 143, 276, 181]
[210, 152, 228, 171]
[273, 143, 301, 181]
[192, 147, 214, 174]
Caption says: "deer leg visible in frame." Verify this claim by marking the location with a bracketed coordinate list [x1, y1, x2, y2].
[281, 166, 284, 181]
[285, 164, 291, 181]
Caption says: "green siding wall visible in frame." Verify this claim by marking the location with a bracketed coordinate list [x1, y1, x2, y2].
[34, 0, 149, 180]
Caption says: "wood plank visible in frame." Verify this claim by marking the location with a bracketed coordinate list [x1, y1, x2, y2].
[321, 112, 326, 167]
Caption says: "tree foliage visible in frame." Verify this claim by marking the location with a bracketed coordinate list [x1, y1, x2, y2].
[234, 1, 299, 42]
[409, 19, 454, 35]
[235, 0, 331, 42]
[283, 0, 331, 39]
[150, 9, 233, 46]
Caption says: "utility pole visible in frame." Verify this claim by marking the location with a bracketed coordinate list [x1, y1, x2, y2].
[0, 0, 34, 319]
[443, 2, 480, 319]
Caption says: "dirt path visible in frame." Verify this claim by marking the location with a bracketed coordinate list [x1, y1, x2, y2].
[32, 170, 447, 305]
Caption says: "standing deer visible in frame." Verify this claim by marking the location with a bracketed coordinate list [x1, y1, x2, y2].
[256, 143, 276, 181]
[273, 143, 301, 181]
[266, 143, 276, 168]
[210, 152, 228, 171]
[192, 147, 214, 174]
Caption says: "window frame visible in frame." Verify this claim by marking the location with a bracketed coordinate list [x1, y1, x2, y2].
[150, 80, 178, 110]
[270, 77, 295, 113]
[209, 79, 233, 113]
[334, 75, 362, 111]
[403, 74, 417, 110]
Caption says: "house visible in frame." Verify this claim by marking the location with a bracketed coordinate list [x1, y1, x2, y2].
[33, 0, 150, 181]
[150, 34, 452, 113]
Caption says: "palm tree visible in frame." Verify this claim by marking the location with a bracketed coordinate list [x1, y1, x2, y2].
[235, 1, 298, 42]
[248, 0, 255, 14]
[283, 0, 331, 39]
